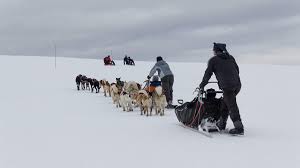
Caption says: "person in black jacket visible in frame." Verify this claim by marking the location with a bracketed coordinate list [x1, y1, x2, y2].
[124, 55, 128, 65]
[199, 43, 244, 135]
[128, 57, 135, 65]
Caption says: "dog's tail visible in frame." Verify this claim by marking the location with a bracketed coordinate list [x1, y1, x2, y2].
[155, 86, 163, 96]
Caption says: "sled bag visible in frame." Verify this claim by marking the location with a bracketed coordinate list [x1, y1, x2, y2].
[175, 97, 223, 128]
[175, 97, 202, 128]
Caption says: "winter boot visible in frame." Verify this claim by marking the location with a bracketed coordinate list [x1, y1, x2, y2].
[229, 121, 244, 135]
[166, 100, 176, 109]
[216, 117, 227, 131]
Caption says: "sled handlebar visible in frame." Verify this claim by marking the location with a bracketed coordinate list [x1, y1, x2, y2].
[194, 87, 223, 94]
[209, 91, 223, 94]
[177, 99, 184, 105]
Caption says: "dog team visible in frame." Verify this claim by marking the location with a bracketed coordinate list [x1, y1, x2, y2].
[75, 75, 167, 116]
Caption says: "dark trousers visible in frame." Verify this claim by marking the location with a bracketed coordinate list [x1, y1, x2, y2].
[161, 75, 174, 104]
[220, 86, 243, 128]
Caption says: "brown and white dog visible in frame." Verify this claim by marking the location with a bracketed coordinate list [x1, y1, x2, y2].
[138, 90, 152, 116]
[100, 79, 111, 97]
[123, 81, 141, 94]
[119, 91, 133, 112]
[110, 83, 121, 108]
[123, 81, 141, 107]
[152, 86, 167, 116]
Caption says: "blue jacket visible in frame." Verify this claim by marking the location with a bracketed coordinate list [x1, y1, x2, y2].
[150, 81, 161, 87]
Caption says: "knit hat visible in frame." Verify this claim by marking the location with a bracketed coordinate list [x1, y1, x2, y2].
[213, 43, 227, 52]
[156, 56, 163, 62]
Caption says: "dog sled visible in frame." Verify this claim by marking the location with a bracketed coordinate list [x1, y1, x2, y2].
[175, 82, 223, 133]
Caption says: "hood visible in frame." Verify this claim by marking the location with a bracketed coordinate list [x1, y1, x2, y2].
[156, 60, 166, 65]
[217, 53, 231, 59]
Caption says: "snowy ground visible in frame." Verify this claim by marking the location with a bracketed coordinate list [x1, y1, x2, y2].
[0, 55, 299, 168]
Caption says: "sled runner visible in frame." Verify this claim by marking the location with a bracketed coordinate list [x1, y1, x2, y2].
[175, 82, 223, 135]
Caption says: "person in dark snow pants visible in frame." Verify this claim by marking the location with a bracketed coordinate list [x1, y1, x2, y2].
[147, 56, 174, 108]
[199, 43, 244, 135]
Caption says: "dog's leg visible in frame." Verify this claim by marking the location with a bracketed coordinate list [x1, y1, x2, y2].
[143, 106, 146, 116]
[129, 102, 133, 111]
[126, 104, 129, 112]
[140, 106, 143, 115]
[108, 87, 111, 97]
[161, 108, 164, 116]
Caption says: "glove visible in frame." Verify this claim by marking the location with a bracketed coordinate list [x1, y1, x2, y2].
[199, 86, 204, 94]
[147, 76, 151, 79]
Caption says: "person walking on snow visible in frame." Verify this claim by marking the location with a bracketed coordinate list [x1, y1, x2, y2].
[199, 43, 244, 135]
[147, 56, 175, 108]
[124, 55, 128, 65]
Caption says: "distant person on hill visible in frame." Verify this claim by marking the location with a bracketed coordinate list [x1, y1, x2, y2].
[124, 55, 128, 65]
[104, 55, 115, 65]
[199, 42, 244, 135]
[128, 57, 135, 65]
[147, 56, 175, 108]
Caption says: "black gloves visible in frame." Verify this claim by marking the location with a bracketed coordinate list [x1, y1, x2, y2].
[147, 76, 151, 79]
[199, 87, 204, 94]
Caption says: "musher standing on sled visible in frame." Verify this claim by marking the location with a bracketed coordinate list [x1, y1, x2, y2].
[147, 56, 175, 108]
[199, 43, 244, 135]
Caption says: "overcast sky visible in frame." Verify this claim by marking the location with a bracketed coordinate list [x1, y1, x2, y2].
[0, 0, 300, 64]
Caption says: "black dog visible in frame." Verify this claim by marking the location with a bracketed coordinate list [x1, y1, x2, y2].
[80, 76, 89, 90]
[116, 78, 125, 88]
[76, 74, 83, 90]
[91, 79, 100, 93]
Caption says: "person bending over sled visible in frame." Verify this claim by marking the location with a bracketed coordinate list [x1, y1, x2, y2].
[199, 43, 244, 135]
[128, 57, 135, 65]
[124, 55, 135, 65]
[147, 56, 175, 109]
[104, 55, 115, 65]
